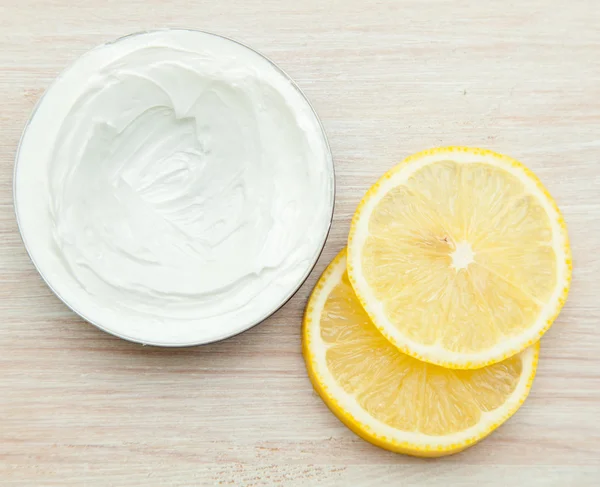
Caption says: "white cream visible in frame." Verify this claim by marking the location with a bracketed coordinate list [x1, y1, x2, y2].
[15, 30, 334, 345]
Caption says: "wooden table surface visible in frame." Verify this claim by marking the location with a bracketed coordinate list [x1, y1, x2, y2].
[1, 1, 599, 485]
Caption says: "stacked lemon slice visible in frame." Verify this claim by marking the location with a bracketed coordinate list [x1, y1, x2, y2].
[303, 147, 571, 456]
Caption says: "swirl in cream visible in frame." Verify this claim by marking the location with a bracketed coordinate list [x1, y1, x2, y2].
[15, 30, 334, 344]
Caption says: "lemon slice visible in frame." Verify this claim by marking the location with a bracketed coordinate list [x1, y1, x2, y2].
[348, 147, 570, 369]
[303, 249, 539, 457]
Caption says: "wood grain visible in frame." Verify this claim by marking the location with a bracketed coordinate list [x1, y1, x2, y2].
[1, 0, 599, 485]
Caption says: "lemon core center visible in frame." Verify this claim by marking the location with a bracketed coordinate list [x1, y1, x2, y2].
[451, 241, 475, 270]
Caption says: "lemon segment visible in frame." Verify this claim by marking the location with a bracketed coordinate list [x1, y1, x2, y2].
[348, 147, 571, 369]
[303, 249, 539, 457]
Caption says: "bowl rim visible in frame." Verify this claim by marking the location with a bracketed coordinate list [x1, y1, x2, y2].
[13, 28, 336, 347]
